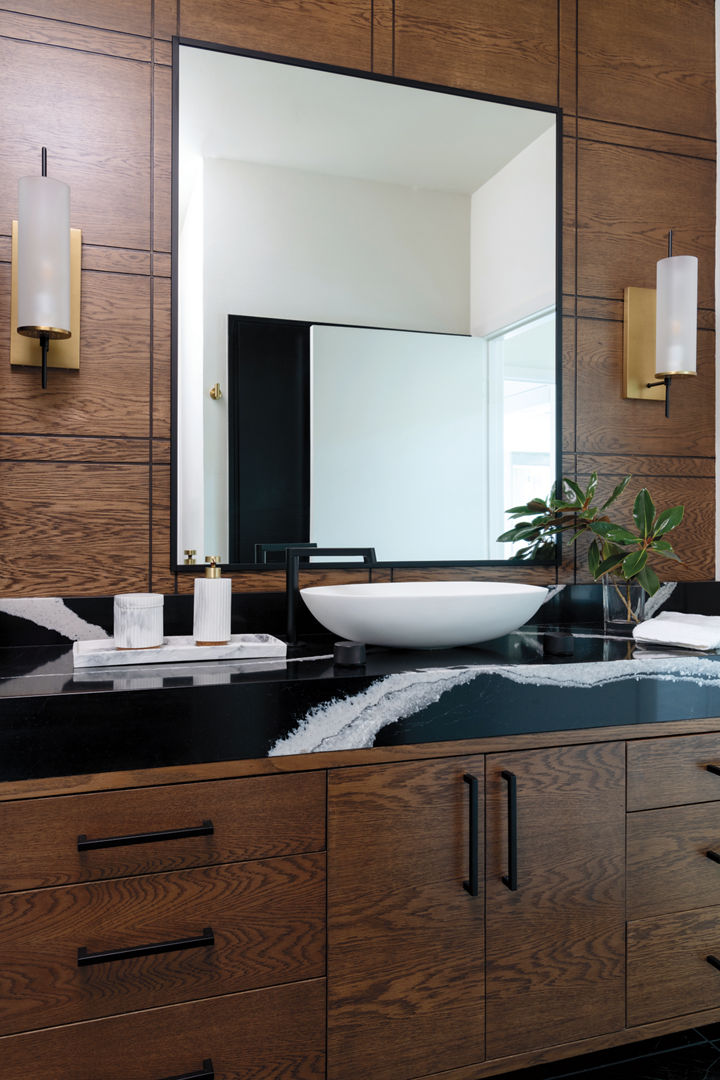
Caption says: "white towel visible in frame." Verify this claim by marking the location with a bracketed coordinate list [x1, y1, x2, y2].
[632, 611, 720, 651]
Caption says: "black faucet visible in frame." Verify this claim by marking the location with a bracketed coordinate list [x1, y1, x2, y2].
[284, 546, 377, 645]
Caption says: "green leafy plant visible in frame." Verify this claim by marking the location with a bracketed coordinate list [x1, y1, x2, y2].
[498, 472, 684, 602]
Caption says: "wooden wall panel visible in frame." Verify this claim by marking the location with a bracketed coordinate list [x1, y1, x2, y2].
[576, 140, 715, 307]
[575, 319, 715, 459]
[0, 463, 150, 596]
[0, 270, 151, 439]
[0, 39, 151, 251]
[178, 0, 372, 69]
[577, 0, 715, 139]
[393, 0, 558, 105]
[0, 1, 715, 596]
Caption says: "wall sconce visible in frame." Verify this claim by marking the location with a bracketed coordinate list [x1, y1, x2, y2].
[623, 231, 697, 418]
[10, 147, 81, 389]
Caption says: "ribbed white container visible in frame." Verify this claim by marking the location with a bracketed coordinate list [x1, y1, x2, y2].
[193, 577, 231, 645]
[114, 593, 164, 649]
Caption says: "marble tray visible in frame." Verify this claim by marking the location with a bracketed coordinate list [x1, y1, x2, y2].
[73, 633, 287, 669]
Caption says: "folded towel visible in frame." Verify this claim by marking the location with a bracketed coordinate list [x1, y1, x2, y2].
[632, 611, 720, 651]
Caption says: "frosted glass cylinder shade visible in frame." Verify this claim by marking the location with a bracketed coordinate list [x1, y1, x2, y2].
[194, 577, 232, 645]
[655, 254, 697, 378]
[17, 174, 71, 338]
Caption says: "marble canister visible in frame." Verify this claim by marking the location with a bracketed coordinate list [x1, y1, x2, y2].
[114, 593, 164, 649]
[193, 576, 232, 645]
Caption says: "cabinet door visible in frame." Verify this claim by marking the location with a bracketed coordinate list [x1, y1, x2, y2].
[485, 742, 626, 1058]
[328, 756, 485, 1080]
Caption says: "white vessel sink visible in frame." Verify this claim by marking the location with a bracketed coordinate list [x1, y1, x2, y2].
[300, 581, 548, 649]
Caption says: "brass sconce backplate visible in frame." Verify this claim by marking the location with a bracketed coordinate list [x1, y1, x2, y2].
[622, 286, 664, 402]
[10, 221, 82, 370]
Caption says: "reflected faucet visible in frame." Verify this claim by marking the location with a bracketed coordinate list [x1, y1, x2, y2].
[284, 546, 377, 645]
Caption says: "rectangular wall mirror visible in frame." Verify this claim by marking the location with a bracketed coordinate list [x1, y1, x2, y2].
[172, 39, 561, 570]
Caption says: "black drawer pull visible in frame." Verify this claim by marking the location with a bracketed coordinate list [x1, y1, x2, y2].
[159, 1061, 214, 1080]
[77, 820, 214, 851]
[707, 850, 720, 864]
[501, 769, 518, 891]
[707, 955, 720, 973]
[707, 764, 720, 777]
[463, 773, 480, 897]
[78, 927, 214, 967]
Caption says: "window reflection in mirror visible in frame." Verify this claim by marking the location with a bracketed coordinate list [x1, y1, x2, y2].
[174, 40, 560, 568]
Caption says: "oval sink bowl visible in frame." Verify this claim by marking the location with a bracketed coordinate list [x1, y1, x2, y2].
[301, 581, 548, 649]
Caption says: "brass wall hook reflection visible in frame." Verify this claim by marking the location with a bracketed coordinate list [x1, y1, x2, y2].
[209, 382, 222, 400]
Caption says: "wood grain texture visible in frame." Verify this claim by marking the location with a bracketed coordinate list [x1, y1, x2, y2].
[576, 140, 715, 307]
[0, 978, 326, 1080]
[82, 246, 151, 275]
[628, 905, 720, 1026]
[0, 10, 151, 61]
[575, 319, 715, 458]
[576, 117, 716, 161]
[628, 734, 720, 811]
[562, 315, 576, 453]
[393, 0, 558, 104]
[0, 436, 149, 464]
[152, 276, 171, 437]
[628, 802, 720, 920]
[0, 462, 150, 596]
[5, 0, 152, 37]
[558, 0, 577, 114]
[0, 39, 151, 250]
[179, 0, 372, 68]
[0, 852, 325, 1034]
[578, 0, 715, 139]
[563, 135, 577, 298]
[152, 63, 172, 254]
[152, 462, 175, 593]
[155, 0, 179, 40]
[0, 770, 325, 893]
[575, 453, 714, 478]
[372, 0, 394, 74]
[328, 756, 485, 1080]
[391, 565, 555, 584]
[0, 268, 152, 439]
[485, 742, 626, 1057]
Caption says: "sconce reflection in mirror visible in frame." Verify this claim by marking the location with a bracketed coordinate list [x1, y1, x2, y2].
[623, 230, 697, 418]
[10, 147, 81, 389]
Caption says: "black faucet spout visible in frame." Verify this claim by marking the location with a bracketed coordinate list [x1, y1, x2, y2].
[284, 546, 377, 644]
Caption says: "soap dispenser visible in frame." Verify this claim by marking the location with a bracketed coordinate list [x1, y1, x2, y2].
[193, 556, 231, 645]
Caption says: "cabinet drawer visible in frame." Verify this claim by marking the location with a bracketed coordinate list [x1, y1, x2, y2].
[627, 733, 720, 810]
[628, 906, 720, 1025]
[0, 852, 325, 1036]
[0, 770, 326, 892]
[628, 802, 720, 919]
[0, 978, 325, 1080]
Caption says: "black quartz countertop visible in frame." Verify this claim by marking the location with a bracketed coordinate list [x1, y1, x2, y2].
[1, 616, 720, 784]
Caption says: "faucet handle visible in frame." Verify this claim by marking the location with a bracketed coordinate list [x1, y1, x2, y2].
[184, 549, 197, 565]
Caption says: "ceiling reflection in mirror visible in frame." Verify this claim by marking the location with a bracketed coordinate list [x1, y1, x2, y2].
[174, 40, 560, 569]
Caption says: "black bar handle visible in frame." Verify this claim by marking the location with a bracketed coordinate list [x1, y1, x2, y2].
[707, 764, 720, 777]
[78, 820, 214, 851]
[463, 773, 479, 897]
[707, 850, 720, 864]
[501, 769, 518, 891]
[78, 927, 214, 967]
[707, 955, 720, 973]
[159, 1061, 214, 1080]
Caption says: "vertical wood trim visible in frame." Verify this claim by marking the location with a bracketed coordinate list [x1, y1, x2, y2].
[372, 0, 394, 75]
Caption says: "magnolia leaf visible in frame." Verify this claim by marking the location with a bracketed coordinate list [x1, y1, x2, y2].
[653, 504, 684, 538]
[586, 472, 598, 501]
[636, 565, 660, 597]
[562, 478, 585, 505]
[587, 539, 600, 578]
[633, 488, 655, 538]
[622, 548, 648, 578]
[589, 521, 638, 544]
[600, 474, 632, 511]
[596, 552, 626, 578]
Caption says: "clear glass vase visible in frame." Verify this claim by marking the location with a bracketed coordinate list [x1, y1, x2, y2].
[602, 577, 646, 636]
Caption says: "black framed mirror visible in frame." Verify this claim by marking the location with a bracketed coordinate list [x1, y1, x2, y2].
[172, 38, 562, 571]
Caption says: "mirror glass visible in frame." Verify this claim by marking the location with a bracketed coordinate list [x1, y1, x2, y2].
[174, 41, 560, 569]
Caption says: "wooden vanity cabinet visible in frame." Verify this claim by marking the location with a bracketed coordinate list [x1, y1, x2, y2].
[485, 742, 626, 1058]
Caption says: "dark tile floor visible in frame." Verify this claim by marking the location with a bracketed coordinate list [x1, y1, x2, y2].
[499, 1026, 720, 1079]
